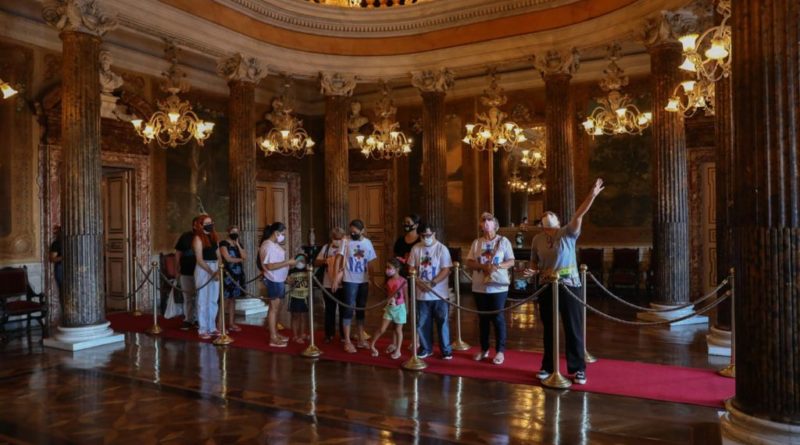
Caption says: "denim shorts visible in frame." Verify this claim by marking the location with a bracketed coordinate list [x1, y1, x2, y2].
[263, 277, 285, 300]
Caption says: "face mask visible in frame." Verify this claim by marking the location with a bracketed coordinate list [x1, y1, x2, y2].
[541, 214, 560, 228]
[229, 233, 239, 241]
[350, 233, 361, 241]
[482, 221, 495, 233]
[386, 269, 396, 277]
[277, 233, 285, 243]
[203, 223, 214, 233]
[403, 224, 415, 233]
[423, 237, 434, 247]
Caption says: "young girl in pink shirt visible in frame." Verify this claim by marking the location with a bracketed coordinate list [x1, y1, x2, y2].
[369, 258, 407, 359]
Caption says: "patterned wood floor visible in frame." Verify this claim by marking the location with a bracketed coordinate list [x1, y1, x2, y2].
[0, 291, 726, 444]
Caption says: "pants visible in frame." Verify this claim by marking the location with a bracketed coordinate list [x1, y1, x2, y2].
[341, 282, 368, 325]
[323, 288, 345, 339]
[180, 275, 197, 323]
[473, 291, 508, 353]
[539, 284, 585, 374]
[417, 299, 451, 355]
[195, 262, 219, 335]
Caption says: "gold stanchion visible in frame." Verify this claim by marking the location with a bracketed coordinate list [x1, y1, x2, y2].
[542, 280, 572, 389]
[581, 265, 597, 364]
[214, 259, 234, 346]
[402, 269, 427, 371]
[146, 261, 162, 335]
[301, 266, 322, 358]
[132, 255, 142, 316]
[718, 267, 735, 378]
[451, 262, 470, 351]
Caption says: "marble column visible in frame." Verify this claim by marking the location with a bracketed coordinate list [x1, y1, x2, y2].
[412, 68, 454, 242]
[638, 15, 697, 322]
[320, 73, 356, 232]
[534, 49, 579, 223]
[41, 0, 124, 350]
[721, 1, 800, 442]
[218, 53, 268, 315]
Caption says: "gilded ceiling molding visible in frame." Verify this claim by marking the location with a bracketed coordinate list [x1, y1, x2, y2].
[410, 68, 455, 93]
[42, 0, 118, 36]
[533, 48, 580, 78]
[319, 72, 357, 97]
[642, 9, 696, 48]
[217, 53, 267, 84]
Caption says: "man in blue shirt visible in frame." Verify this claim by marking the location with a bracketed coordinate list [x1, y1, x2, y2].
[526, 178, 604, 385]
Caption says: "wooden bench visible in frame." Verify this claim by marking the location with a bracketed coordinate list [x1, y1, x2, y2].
[0, 266, 49, 341]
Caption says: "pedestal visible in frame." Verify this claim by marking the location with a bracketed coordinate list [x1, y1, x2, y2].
[720, 400, 800, 445]
[636, 303, 708, 327]
[43, 321, 125, 351]
[706, 326, 732, 357]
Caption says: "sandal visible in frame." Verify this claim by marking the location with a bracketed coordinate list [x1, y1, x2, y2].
[370, 348, 379, 357]
[269, 341, 287, 348]
[493, 352, 505, 365]
[199, 333, 212, 340]
[229, 325, 242, 332]
[473, 350, 489, 361]
[390, 350, 402, 360]
[385, 344, 397, 354]
[356, 340, 369, 349]
[344, 343, 357, 353]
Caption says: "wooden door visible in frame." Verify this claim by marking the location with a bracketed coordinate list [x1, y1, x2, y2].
[102, 169, 133, 312]
[257, 181, 291, 252]
[349, 182, 386, 286]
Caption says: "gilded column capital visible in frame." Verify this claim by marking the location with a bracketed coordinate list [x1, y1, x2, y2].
[410, 68, 455, 93]
[319, 72, 357, 97]
[217, 53, 267, 84]
[533, 48, 580, 79]
[642, 10, 696, 49]
[42, 0, 118, 36]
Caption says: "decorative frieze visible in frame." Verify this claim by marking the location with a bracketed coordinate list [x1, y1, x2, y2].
[217, 53, 266, 84]
[410, 68, 454, 93]
[42, 0, 117, 36]
[320, 72, 356, 97]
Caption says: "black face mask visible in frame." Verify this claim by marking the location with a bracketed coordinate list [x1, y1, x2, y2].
[350, 233, 361, 241]
[229, 233, 239, 241]
[403, 224, 415, 233]
[203, 224, 214, 233]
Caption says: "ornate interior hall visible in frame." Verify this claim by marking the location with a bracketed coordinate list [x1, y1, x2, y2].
[0, 0, 798, 444]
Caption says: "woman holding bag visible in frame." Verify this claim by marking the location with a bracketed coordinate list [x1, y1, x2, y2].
[466, 212, 515, 365]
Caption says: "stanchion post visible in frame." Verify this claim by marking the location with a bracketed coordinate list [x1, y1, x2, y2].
[214, 259, 234, 346]
[581, 265, 597, 364]
[718, 267, 735, 378]
[302, 266, 322, 357]
[402, 269, 427, 371]
[451, 262, 470, 351]
[132, 255, 142, 316]
[542, 280, 572, 389]
[146, 261, 162, 335]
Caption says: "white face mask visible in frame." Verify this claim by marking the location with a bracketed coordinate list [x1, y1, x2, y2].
[482, 221, 495, 233]
[276, 233, 285, 243]
[541, 214, 560, 228]
[423, 237, 434, 247]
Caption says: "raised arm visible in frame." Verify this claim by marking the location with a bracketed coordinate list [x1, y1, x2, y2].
[567, 178, 605, 234]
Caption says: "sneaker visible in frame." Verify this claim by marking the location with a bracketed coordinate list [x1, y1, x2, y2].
[180, 321, 191, 331]
[441, 352, 453, 360]
[417, 349, 432, 359]
[536, 369, 551, 380]
[574, 371, 587, 385]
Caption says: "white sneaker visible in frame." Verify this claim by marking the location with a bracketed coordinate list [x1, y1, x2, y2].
[536, 369, 551, 380]
[574, 371, 587, 385]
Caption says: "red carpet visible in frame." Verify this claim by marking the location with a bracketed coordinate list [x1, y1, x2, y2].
[107, 313, 734, 408]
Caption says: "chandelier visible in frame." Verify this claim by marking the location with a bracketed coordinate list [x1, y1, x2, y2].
[677, 0, 731, 82]
[356, 81, 412, 160]
[463, 71, 526, 152]
[526, 176, 546, 195]
[258, 78, 315, 158]
[582, 43, 651, 137]
[131, 43, 214, 148]
[666, 79, 715, 117]
[0, 78, 18, 99]
[508, 169, 527, 193]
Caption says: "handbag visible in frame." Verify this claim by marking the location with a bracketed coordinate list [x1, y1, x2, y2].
[483, 237, 511, 286]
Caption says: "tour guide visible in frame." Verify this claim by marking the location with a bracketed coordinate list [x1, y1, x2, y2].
[525, 178, 605, 385]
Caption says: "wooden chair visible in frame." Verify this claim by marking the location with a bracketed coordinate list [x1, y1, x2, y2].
[609, 248, 641, 296]
[578, 248, 605, 286]
[0, 266, 49, 341]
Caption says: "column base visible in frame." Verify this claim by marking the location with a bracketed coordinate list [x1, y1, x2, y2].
[720, 399, 800, 445]
[235, 297, 268, 316]
[636, 303, 708, 327]
[43, 321, 125, 351]
[706, 326, 732, 357]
